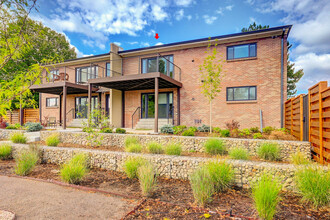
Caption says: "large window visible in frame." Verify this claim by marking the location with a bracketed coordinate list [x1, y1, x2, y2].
[227, 43, 256, 60]
[227, 86, 256, 101]
[141, 55, 174, 78]
[47, 69, 59, 81]
[46, 98, 58, 107]
[76, 66, 98, 83]
[106, 62, 110, 77]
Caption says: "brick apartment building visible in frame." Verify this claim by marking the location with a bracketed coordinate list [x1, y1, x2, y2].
[30, 25, 291, 132]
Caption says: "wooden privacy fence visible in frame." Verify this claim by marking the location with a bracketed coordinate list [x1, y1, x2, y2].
[0, 108, 39, 124]
[284, 94, 304, 141]
[1, 110, 20, 124]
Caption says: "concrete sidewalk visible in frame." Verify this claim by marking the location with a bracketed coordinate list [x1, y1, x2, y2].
[0, 176, 137, 219]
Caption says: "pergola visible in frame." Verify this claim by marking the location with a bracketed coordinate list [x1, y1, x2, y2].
[88, 72, 182, 133]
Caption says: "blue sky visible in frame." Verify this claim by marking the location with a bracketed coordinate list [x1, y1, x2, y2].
[32, 0, 330, 94]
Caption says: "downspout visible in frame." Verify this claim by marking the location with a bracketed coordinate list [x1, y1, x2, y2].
[280, 28, 285, 128]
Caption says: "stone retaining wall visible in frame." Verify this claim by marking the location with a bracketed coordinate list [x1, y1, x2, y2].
[40, 131, 311, 162]
[11, 144, 326, 191]
[0, 129, 25, 140]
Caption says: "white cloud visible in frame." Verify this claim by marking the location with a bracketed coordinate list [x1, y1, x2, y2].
[187, 15, 192, 20]
[147, 29, 156, 37]
[128, 41, 138, 45]
[113, 42, 122, 46]
[225, 5, 234, 11]
[175, 0, 194, 7]
[175, 9, 184, 21]
[203, 15, 217, 24]
[216, 4, 234, 15]
[155, 42, 164, 46]
[141, 42, 150, 47]
[215, 8, 223, 15]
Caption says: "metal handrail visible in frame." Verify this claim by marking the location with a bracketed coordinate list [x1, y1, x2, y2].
[66, 108, 75, 121]
[132, 107, 141, 129]
[158, 53, 182, 81]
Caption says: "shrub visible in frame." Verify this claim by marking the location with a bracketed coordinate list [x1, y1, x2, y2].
[239, 128, 251, 137]
[253, 133, 263, 139]
[6, 125, 17, 130]
[25, 122, 43, 132]
[160, 124, 174, 134]
[189, 166, 215, 206]
[225, 120, 240, 131]
[100, 128, 112, 133]
[124, 157, 147, 179]
[197, 124, 210, 132]
[257, 143, 281, 161]
[15, 150, 39, 176]
[28, 144, 43, 163]
[205, 161, 234, 192]
[126, 143, 143, 153]
[250, 127, 260, 133]
[60, 153, 88, 184]
[290, 151, 310, 165]
[173, 125, 187, 135]
[0, 144, 12, 159]
[263, 126, 274, 135]
[82, 127, 93, 132]
[182, 129, 195, 136]
[165, 143, 182, 155]
[252, 173, 282, 220]
[10, 132, 27, 144]
[45, 133, 60, 146]
[138, 163, 157, 197]
[147, 142, 163, 154]
[229, 148, 249, 160]
[295, 165, 330, 207]
[204, 139, 226, 155]
[189, 126, 198, 132]
[125, 136, 140, 147]
[116, 128, 126, 133]
[220, 129, 230, 137]
[0, 119, 8, 129]
[213, 127, 221, 133]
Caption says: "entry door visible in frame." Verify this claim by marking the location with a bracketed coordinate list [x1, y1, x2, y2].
[75, 97, 98, 118]
[141, 93, 173, 118]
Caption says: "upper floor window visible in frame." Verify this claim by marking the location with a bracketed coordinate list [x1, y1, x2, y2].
[106, 62, 110, 77]
[76, 66, 98, 84]
[227, 43, 256, 60]
[141, 55, 174, 78]
[227, 86, 256, 101]
[47, 69, 59, 81]
[46, 97, 58, 107]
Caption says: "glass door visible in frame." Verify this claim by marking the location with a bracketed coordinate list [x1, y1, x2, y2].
[141, 93, 173, 118]
[75, 97, 98, 118]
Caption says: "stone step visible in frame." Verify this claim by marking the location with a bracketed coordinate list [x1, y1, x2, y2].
[68, 119, 88, 128]
[135, 119, 173, 129]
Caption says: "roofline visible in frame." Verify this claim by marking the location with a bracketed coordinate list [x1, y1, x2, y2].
[64, 52, 109, 62]
[119, 25, 292, 54]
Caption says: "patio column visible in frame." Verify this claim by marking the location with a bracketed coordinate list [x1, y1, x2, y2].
[63, 86, 67, 129]
[88, 83, 92, 127]
[154, 77, 159, 133]
[177, 87, 180, 125]
[59, 95, 62, 124]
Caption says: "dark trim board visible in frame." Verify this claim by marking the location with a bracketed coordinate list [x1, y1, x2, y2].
[30, 81, 99, 95]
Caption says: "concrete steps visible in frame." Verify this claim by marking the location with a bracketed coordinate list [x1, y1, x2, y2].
[25, 131, 40, 142]
[135, 118, 173, 129]
[68, 119, 88, 128]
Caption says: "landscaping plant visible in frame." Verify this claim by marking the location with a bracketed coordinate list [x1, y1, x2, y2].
[205, 161, 234, 192]
[125, 136, 140, 147]
[138, 163, 157, 197]
[116, 128, 126, 134]
[10, 132, 27, 144]
[252, 173, 282, 220]
[45, 133, 60, 147]
[160, 124, 174, 134]
[262, 126, 274, 135]
[100, 127, 112, 133]
[212, 127, 221, 133]
[182, 129, 195, 136]
[257, 143, 281, 161]
[165, 142, 182, 156]
[290, 151, 310, 165]
[60, 153, 89, 184]
[253, 133, 263, 139]
[220, 129, 230, 137]
[25, 122, 43, 132]
[225, 120, 240, 131]
[124, 157, 147, 179]
[189, 166, 215, 206]
[204, 138, 226, 155]
[197, 124, 210, 133]
[147, 142, 163, 154]
[173, 125, 187, 135]
[0, 144, 12, 159]
[189, 126, 198, 132]
[5, 124, 17, 129]
[229, 148, 249, 160]
[249, 127, 260, 133]
[126, 143, 143, 153]
[15, 150, 39, 176]
[295, 165, 329, 207]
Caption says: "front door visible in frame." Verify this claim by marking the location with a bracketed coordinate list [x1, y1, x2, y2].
[75, 97, 98, 118]
[141, 92, 173, 118]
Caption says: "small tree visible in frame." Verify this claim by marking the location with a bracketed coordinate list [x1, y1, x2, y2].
[199, 39, 224, 133]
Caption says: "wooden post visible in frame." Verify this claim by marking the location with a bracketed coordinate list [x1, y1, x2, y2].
[300, 95, 303, 141]
[177, 87, 180, 125]
[63, 86, 67, 129]
[88, 83, 92, 127]
[59, 95, 62, 124]
[291, 99, 293, 135]
[308, 91, 311, 142]
[318, 83, 327, 164]
[154, 77, 159, 133]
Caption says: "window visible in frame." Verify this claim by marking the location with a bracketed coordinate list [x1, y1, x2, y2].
[227, 86, 256, 101]
[76, 66, 98, 83]
[106, 62, 110, 77]
[141, 55, 174, 78]
[47, 70, 59, 81]
[227, 43, 256, 60]
[46, 98, 58, 107]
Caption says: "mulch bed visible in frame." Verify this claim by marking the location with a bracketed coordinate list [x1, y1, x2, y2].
[0, 160, 328, 219]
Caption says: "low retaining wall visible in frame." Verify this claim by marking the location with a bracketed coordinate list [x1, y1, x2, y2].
[11, 144, 325, 191]
[0, 129, 25, 140]
[40, 131, 311, 162]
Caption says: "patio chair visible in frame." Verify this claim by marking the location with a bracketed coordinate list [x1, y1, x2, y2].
[48, 117, 56, 128]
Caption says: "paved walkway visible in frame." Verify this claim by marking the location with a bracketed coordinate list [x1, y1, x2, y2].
[0, 176, 137, 219]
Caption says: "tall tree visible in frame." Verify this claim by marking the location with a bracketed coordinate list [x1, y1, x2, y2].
[241, 23, 304, 98]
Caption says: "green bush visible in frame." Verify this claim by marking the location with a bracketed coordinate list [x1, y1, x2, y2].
[249, 127, 260, 133]
[10, 132, 27, 144]
[124, 157, 147, 179]
[82, 127, 93, 132]
[45, 133, 60, 147]
[189, 166, 215, 206]
[189, 126, 198, 132]
[160, 124, 174, 134]
[173, 125, 187, 135]
[25, 122, 43, 132]
[60, 153, 89, 184]
[205, 161, 234, 192]
[257, 143, 281, 161]
[138, 163, 157, 197]
[239, 128, 251, 137]
[147, 142, 163, 154]
[116, 128, 126, 134]
[197, 124, 210, 132]
[182, 129, 195, 136]
[220, 129, 230, 137]
[0, 144, 12, 159]
[165, 143, 182, 155]
[100, 128, 112, 133]
[125, 136, 139, 147]
[15, 150, 39, 176]
[126, 143, 143, 153]
[253, 133, 263, 139]
[213, 127, 221, 133]
[204, 138, 226, 155]
[290, 151, 310, 165]
[295, 165, 330, 207]
[263, 126, 275, 135]
[252, 173, 282, 220]
[229, 148, 249, 160]
[6, 125, 17, 129]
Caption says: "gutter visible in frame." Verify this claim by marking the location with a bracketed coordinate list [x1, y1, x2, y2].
[280, 28, 285, 128]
